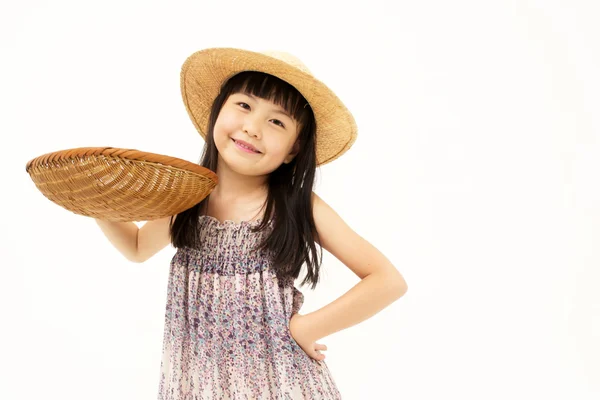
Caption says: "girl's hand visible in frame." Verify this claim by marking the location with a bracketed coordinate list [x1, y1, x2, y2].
[289, 313, 328, 361]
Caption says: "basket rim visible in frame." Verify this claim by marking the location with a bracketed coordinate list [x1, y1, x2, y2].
[25, 146, 217, 181]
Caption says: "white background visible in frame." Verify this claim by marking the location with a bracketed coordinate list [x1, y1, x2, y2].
[1, 0, 599, 399]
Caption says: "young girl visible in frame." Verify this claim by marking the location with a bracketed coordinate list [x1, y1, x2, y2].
[96, 48, 407, 399]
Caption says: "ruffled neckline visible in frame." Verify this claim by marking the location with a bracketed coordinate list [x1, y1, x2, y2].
[199, 214, 268, 229]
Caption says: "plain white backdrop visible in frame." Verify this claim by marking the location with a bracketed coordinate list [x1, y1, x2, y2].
[1, 0, 599, 399]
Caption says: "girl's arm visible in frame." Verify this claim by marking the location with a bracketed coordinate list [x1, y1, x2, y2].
[95, 215, 174, 263]
[300, 193, 407, 340]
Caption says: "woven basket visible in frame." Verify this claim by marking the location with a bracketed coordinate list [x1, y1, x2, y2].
[25, 147, 218, 222]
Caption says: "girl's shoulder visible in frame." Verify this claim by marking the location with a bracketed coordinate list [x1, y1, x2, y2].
[311, 191, 401, 282]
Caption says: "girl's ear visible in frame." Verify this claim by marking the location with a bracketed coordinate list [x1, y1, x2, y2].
[283, 139, 301, 164]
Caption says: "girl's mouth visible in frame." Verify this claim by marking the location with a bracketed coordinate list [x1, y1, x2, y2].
[232, 139, 261, 154]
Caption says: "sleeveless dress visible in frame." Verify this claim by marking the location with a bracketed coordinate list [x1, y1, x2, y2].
[157, 215, 342, 399]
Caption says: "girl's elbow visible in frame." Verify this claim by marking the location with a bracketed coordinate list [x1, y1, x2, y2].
[391, 276, 408, 296]
[127, 251, 146, 263]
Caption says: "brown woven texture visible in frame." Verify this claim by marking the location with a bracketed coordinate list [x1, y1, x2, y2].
[25, 147, 218, 222]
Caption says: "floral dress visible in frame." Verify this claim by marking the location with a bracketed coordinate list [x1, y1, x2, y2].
[157, 215, 342, 399]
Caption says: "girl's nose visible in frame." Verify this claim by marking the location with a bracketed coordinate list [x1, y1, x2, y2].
[242, 117, 262, 139]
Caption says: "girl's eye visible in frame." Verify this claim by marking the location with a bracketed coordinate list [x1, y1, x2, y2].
[235, 101, 286, 128]
[271, 119, 285, 128]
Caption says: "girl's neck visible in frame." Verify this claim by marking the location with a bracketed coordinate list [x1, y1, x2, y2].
[213, 155, 268, 202]
[202, 188, 268, 223]
[206, 156, 269, 220]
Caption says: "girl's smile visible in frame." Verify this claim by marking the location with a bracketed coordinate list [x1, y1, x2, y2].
[232, 138, 262, 154]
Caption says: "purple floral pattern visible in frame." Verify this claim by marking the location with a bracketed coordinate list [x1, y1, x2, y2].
[157, 215, 341, 399]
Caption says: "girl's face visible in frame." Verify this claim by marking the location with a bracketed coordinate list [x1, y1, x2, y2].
[213, 92, 301, 176]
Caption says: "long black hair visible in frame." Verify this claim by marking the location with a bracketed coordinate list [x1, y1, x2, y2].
[169, 71, 323, 289]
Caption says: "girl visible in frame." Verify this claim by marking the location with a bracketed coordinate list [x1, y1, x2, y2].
[96, 48, 407, 399]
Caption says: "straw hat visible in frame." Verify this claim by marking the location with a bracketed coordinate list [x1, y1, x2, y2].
[180, 47, 358, 166]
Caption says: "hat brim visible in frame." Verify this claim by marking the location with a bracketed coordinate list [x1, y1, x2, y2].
[180, 48, 357, 166]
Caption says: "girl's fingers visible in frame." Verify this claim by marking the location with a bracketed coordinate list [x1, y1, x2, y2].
[307, 343, 328, 361]
[314, 343, 327, 361]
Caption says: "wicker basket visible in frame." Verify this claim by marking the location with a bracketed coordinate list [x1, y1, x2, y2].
[25, 147, 218, 222]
